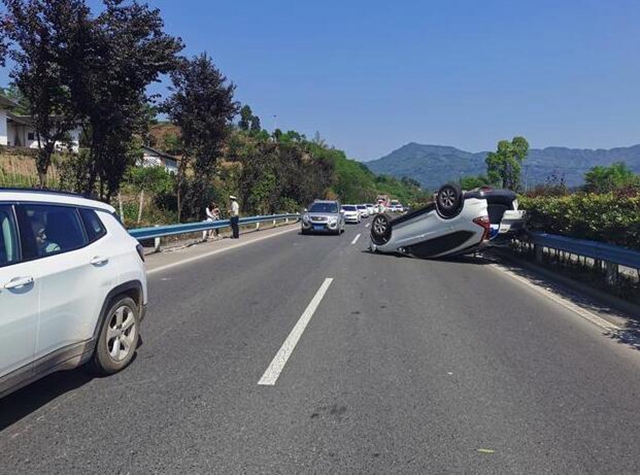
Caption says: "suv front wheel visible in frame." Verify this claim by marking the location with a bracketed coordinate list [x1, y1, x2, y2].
[92, 296, 140, 375]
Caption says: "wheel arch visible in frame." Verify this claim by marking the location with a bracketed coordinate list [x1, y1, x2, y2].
[91, 280, 144, 342]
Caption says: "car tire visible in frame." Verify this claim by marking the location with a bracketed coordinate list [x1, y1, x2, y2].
[91, 296, 140, 375]
[436, 183, 463, 218]
[371, 213, 392, 245]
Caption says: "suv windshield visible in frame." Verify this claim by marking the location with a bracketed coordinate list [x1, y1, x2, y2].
[357, 205, 366, 209]
[342, 205, 356, 211]
[309, 202, 338, 213]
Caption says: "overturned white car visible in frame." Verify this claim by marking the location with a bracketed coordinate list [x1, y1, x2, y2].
[369, 184, 525, 259]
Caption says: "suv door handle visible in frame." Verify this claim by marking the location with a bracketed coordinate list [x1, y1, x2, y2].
[4, 276, 34, 290]
[90, 256, 109, 266]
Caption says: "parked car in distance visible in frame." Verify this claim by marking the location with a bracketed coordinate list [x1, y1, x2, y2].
[357, 204, 369, 218]
[341, 205, 361, 224]
[0, 188, 148, 399]
[366, 204, 375, 215]
[301, 200, 345, 235]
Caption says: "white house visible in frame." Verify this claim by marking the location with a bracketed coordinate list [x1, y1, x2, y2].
[0, 94, 81, 152]
[140, 145, 179, 174]
[0, 94, 19, 146]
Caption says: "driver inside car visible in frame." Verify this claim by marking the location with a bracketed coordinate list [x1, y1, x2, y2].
[32, 220, 61, 255]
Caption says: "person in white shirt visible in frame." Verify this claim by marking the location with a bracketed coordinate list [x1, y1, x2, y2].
[204, 201, 221, 240]
[229, 195, 240, 239]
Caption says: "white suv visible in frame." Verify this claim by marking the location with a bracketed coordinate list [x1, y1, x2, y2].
[0, 189, 148, 398]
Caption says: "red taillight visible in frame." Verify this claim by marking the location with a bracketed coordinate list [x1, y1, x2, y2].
[473, 215, 491, 241]
[136, 243, 145, 262]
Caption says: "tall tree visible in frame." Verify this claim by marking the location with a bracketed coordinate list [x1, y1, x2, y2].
[1, 0, 91, 187]
[238, 105, 252, 131]
[76, 0, 183, 200]
[249, 114, 261, 132]
[485, 136, 529, 190]
[162, 53, 239, 221]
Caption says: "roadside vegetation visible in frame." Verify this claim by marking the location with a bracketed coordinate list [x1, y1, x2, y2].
[0, 0, 427, 226]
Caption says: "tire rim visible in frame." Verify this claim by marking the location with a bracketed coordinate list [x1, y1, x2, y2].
[106, 305, 136, 362]
[373, 217, 387, 235]
[440, 189, 456, 209]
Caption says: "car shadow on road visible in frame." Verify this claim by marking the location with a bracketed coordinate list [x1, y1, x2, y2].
[0, 340, 142, 431]
[360, 248, 493, 266]
[0, 370, 94, 431]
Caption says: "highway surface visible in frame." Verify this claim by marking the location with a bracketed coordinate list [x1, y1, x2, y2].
[1, 221, 639, 474]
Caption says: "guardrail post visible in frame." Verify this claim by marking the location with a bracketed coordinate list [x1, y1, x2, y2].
[154, 225, 161, 253]
[285, 217, 289, 224]
[256, 222, 260, 230]
[605, 262, 618, 286]
[534, 244, 543, 263]
[273, 219, 276, 227]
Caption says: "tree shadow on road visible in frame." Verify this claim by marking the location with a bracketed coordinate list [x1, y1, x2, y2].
[606, 320, 640, 351]
[488, 252, 640, 352]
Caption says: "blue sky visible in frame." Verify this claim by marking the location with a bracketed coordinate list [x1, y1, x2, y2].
[2, 0, 639, 160]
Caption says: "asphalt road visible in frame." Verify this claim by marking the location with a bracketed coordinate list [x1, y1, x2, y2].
[1, 220, 640, 474]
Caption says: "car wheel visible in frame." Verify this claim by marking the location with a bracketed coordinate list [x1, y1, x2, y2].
[436, 183, 463, 218]
[91, 296, 140, 375]
[371, 213, 392, 245]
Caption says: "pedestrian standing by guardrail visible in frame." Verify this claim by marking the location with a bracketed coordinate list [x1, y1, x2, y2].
[229, 195, 240, 239]
[204, 201, 221, 240]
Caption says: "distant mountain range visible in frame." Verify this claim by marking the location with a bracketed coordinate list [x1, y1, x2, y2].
[365, 143, 640, 190]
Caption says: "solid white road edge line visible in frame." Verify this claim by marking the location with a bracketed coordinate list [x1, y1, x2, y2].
[351, 233, 361, 245]
[490, 263, 621, 332]
[148, 226, 299, 275]
[258, 278, 334, 386]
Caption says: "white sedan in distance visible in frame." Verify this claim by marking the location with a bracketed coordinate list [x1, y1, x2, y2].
[341, 205, 361, 224]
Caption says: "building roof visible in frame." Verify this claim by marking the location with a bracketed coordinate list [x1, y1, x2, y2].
[6, 113, 32, 126]
[0, 94, 21, 109]
[141, 145, 179, 162]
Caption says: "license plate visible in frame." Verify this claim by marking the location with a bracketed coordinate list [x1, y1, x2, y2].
[313, 225, 323, 230]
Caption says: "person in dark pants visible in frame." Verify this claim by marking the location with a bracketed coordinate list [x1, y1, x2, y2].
[229, 195, 240, 238]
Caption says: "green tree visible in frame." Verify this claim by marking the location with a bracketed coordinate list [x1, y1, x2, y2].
[238, 105, 252, 131]
[459, 174, 490, 190]
[1, 0, 90, 187]
[485, 136, 529, 190]
[249, 114, 261, 132]
[584, 162, 639, 194]
[77, 0, 183, 200]
[162, 53, 239, 221]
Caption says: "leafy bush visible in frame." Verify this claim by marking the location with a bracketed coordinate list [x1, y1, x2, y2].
[520, 193, 640, 251]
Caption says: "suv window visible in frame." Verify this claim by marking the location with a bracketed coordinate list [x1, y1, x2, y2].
[80, 208, 107, 243]
[0, 205, 19, 267]
[18, 204, 87, 259]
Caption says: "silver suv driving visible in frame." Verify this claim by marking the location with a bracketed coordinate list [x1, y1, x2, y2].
[301, 200, 345, 235]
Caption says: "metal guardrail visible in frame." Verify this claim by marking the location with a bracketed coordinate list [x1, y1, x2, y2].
[527, 232, 640, 270]
[128, 213, 300, 241]
[522, 231, 640, 285]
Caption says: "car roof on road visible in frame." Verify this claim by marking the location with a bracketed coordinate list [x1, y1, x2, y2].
[0, 188, 115, 212]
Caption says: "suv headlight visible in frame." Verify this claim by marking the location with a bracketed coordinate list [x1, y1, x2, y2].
[329, 217, 337, 224]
